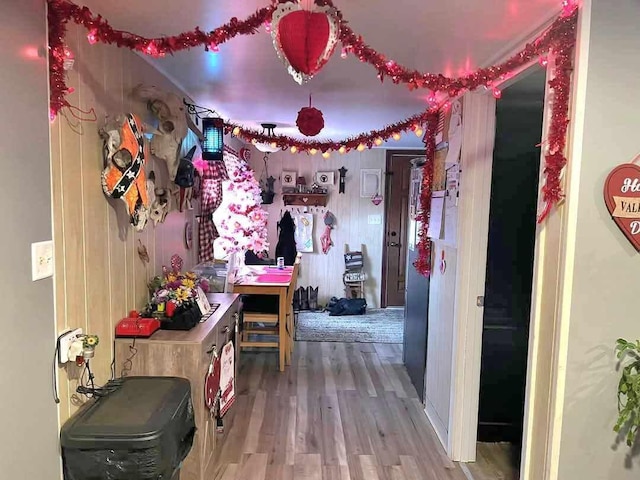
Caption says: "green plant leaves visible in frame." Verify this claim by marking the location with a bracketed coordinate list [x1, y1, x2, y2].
[615, 338, 640, 446]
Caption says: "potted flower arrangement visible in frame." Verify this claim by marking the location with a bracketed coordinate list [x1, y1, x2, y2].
[147, 270, 210, 330]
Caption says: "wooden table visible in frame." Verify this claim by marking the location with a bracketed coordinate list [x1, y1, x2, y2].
[232, 263, 298, 371]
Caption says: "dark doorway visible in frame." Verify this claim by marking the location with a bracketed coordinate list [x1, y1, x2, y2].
[476, 68, 546, 473]
[382, 151, 421, 307]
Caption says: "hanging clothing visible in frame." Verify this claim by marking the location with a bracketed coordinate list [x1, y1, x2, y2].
[198, 161, 228, 263]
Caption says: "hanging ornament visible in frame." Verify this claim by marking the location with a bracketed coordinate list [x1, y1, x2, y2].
[296, 95, 325, 136]
[338, 166, 348, 194]
[270, 1, 340, 84]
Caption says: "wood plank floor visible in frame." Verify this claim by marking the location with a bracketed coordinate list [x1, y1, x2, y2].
[208, 342, 467, 480]
[464, 443, 519, 480]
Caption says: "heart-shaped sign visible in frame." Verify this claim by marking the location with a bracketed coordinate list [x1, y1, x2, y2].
[271, 2, 340, 84]
[604, 163, 640, 251]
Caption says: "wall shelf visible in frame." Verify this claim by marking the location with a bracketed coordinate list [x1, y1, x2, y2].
[282, 193, 328, 207]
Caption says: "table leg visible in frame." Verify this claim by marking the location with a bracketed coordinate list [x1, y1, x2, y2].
[279, 289, 286, 372]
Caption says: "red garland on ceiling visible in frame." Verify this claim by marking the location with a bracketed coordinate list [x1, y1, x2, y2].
[414, 113, 439, 277]
[46, 0, 579, 255]
[226, 108, 436, 153]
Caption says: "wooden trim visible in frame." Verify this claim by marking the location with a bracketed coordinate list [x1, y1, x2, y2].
[381, 149, 426, 308]
[448, 91, 497, 461]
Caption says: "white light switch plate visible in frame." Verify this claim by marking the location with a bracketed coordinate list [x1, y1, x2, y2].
[32, 240, 54, 281]
[368, 214, 382, 225]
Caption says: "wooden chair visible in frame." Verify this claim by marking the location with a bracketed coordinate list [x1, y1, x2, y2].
[238, 262, 299, 368]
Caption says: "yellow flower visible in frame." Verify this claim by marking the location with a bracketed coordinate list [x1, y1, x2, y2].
[186, 272, 197, 280]
[182, 278, 195, 289]
[167, 273, 177, 283]
[175, 288, 190, 303]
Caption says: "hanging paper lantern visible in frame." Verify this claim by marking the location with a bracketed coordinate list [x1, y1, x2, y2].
[296, 104, 325, 137]
[270, 1, 340, 84]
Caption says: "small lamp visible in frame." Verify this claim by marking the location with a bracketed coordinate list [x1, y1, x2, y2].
[201, 117, 224, 161]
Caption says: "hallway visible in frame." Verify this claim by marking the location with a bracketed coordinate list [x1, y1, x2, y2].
[210, 341, 466, 479]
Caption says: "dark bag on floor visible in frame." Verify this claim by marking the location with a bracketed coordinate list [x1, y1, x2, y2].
[327, 297, 367, 316]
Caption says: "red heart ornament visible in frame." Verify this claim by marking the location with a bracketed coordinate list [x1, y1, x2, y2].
[604, 163, 640, 251]
[271, 2, 340, 84]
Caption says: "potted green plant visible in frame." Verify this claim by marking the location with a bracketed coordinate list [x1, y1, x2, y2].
[614, 338, 640, 446]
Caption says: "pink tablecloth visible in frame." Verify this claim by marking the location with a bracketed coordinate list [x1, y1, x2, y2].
[255, 273, 292, 284]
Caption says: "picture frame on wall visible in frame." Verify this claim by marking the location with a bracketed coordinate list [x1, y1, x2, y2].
[360, 169, 381, 198]
[281, 171, 297, 187]
[315, 171, 335, 186]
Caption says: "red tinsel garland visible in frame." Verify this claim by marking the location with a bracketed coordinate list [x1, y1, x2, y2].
[45, 0, 579, 269]
[227, 108, 436, 153]
[413, 113, 439, 277]
[537, 31, 575, 222]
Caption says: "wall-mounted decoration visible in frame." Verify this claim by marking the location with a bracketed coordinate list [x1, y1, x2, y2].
[604, 160, 640, 251]
[320, 211, 336, 254]
[360, 168, 381, 198]
[99, 113, 150, 231]
[282, 170, 297, 187]
[338, 167, 348, 194]
[184, 221, 193, 250]
[315, 171, 335, 186]
[239, 147, 251, 162]
[137, 239, 150, 264]
[371, 193, 383, 206]
[132, 85, 191, 181]
[293, 212, 314, 253]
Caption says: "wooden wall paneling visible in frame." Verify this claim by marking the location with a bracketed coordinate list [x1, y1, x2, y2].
[58, 26, 88, 421]
[50, 95, 71, 420]
[78, 33, 112, 388]
[248, 149, 386, 307]
[104, 39, 129, 375]
[121, 52, 135, 313]
[54, 25, 204, 422]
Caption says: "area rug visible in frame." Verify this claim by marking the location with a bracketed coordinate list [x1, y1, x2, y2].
[295, 308, 404, 343]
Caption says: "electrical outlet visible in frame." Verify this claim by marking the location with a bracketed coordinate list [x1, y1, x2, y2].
[32, 240, 54, 281]
[58, 328, 83, 364]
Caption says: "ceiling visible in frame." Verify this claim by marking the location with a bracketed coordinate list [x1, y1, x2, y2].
[78, 0, 560, 148]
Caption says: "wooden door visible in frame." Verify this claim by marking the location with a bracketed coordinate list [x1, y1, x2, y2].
[382, 151, 421, 307]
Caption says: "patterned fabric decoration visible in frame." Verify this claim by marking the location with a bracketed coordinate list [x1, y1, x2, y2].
[199, 161, 228, 262]
[344, 251, 363, 270]
[100, 113, 150, 231]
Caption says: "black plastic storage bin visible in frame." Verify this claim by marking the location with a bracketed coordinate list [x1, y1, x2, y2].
[60, 376, 195, 480]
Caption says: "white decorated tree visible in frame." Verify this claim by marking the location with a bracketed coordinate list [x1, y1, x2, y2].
[212, 151, 269, 260]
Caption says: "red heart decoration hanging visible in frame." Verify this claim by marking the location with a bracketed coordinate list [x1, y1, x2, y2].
[603, 163, 640, 251]
[271, 2, 340, 84]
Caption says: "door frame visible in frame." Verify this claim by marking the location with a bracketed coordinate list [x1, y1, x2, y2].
[446, 31, 580, 480]
[381, 149, 425, 308]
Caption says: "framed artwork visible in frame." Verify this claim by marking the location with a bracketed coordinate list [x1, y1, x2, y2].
[360, 169, 381, 198]
[315, 171, 335, 185]
[281, 170, 297, 187]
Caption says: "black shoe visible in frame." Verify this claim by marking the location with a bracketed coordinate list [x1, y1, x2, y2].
[293, 287, 301, 312]
[308, 286, 318, 311]
[300, 286, 309, 311]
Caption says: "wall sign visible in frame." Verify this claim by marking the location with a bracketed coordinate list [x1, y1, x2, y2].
[604, 161, 640, 251]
